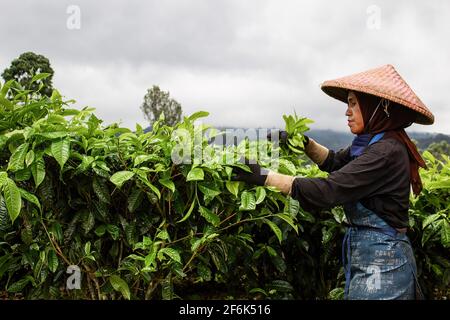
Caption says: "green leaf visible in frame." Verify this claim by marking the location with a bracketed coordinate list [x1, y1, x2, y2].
[177, 198, 196, 223]
[4, 178, 22, 223]
[109, 275, 131, 300]
[187, 167, 204, 181]
[125, 223, 136, 246]
[158, 248, 181, 264]
[36, 131, 68, 139]
[263, 218, 283, 243]
[298, 209, 315, 223]
[49, 222, 63, 242]
[422, 150, 435, 164]
[146, 182, 161, 199]
[61, 108, 80, 116]
[426, 179, 450, 190]
[199, 206, 220, 227]
[421, 226, 434, 247]
[127, 254, 145, 262]
[107, 224, 120, 240]
[84, 242, 91, 255]
[0, 96, 13, 110]
[14, 168, 31, 182]
[161, 275, 173, 300]
[431, 264, 443, 277]
[7, 277, 32, 293]
[287, 143, 302, 154]
[226, 181, 239, 198]
[191, 237, 203, 253]
[291, 135, 303, 147]
[76, 155, 94, 173]
[224, 166, 233, 179]
[276, 213, 299, 233]
[82, 211, 95, 235]
[47, 115, 67, 125]
[47, 249, 59, 273]
[287, 197, 300, 217]
[255, 187, 266, 204]
[19, 188, 41, 213]
[134, 154, 161, 166]
[51, 138, 70, 170]
[268, 280, 294, 292]
[249, 288, 268, 297]
[25, 150, 35, 167]
[92, 177, 111, 204]
[110, 171, 135, 188]
[278, 159, 297, 175]
[93, 165, 110, 178]
[188, 111, 209, 122]
[0, 79, 14, 97]
[7, 143, 29, 172]
[441, 220, 450, 248]
[30, 73, 51, 83]
[239, 191, 256, 211]
[156, 229, 169, 240]
[422, 213, 441, 229]
[134, 171, 161, 199]
[50, 89, 62, 102]
[0, 171, 8, 187]
[0, 194, 10, 232]
[198, 183, 221, 199]
[159, 178, 175, 193]
[30, 155, 45, 188]
[329, 288, 345, 300]
[197, 263, 212, 281]
[127, 188, 144, 213]
[270, 254, 287, 273]
[145, 245, 158, 267]
[95, 225, 106, 237]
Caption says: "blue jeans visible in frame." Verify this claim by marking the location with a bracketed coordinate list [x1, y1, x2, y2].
[342, 202, 420, 300]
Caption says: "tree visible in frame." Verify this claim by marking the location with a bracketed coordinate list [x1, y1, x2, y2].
[1, 52, 54, 97]
[140, 85, 182, 126]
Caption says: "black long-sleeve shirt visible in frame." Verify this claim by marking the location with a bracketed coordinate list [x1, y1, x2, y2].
[291, 137, 411, 229]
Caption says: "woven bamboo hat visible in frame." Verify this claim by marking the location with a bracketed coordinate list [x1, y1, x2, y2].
[321, 64, 434, 125]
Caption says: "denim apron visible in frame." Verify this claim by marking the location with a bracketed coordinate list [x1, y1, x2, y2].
[342, 133, 422, 300]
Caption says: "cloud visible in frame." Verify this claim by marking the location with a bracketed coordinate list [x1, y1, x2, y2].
[0, 0, 449, 134]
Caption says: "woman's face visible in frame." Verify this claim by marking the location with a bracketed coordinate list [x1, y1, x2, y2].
[346, 91, 364, 134]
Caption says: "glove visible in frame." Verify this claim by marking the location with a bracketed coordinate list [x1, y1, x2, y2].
[232, 158, 296, 194]
[304, 139, 328, 165]
[231, 158, 269, 186]
[267, 130, 310, 146]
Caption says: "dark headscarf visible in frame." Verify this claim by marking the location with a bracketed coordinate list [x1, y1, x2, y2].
[354, 91, 426, 196]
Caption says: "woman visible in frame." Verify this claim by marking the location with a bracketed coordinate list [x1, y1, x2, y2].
[234, 64, 434, 300]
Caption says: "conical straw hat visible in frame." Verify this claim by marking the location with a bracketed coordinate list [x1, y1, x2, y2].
[321, 64, 434, 125]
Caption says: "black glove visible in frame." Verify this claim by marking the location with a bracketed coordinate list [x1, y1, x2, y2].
[231, 158, 269, 186]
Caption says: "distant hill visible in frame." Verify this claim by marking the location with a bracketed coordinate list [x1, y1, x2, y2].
[307, 130, 450, 151]
[143, 125, 449, 151]
[408, 132, 450, 151]
[210, 127, 450, 151]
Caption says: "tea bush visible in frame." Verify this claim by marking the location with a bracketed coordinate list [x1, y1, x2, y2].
[0, 77, 448, 299]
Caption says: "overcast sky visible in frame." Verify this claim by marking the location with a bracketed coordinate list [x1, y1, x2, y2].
[1, 0, 449, 134]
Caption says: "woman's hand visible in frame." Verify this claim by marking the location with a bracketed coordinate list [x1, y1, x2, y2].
[231, 158, 269, 186]
[231, 157, 295, 195]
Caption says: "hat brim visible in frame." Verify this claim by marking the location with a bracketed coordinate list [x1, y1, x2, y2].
[321, 82, 434, 125]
